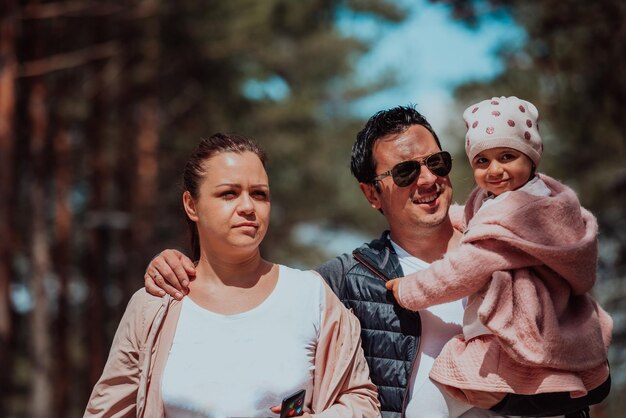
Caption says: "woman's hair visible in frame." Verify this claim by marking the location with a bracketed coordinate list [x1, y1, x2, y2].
[183, 132, 267, 260]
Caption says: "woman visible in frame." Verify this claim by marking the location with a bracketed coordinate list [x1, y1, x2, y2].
[84, 133, 380, 418]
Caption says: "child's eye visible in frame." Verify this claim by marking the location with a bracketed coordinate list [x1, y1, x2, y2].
[474, 157, 488, 165]
[501, 153, 517, 161]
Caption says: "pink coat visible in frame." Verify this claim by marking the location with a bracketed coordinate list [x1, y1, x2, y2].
[398, 174, 612, 397]
[84, 273, 380, 417]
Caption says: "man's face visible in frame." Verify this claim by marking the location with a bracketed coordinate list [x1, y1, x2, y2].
[361, 124, 453, 233]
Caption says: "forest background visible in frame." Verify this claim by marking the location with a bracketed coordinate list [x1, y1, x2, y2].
[1, 1, 624, 417]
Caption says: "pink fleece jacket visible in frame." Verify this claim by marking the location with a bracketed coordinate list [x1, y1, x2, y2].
[398, 174, 612, 398]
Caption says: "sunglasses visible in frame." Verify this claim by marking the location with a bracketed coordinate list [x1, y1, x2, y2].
[371, 151, 453, 187]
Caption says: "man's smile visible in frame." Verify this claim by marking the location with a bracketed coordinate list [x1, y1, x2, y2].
[412, 183, 444, 205]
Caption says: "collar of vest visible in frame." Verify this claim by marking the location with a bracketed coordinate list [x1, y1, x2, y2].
[352, 231, 403, 281]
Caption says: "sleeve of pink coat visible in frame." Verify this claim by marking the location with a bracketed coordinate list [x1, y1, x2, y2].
[83, 292, 144, 417]
[397, 239, 535, 311]
[311, 278, 381, 418]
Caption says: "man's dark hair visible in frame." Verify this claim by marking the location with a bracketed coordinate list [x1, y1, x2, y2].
[350, 104, 442, 184]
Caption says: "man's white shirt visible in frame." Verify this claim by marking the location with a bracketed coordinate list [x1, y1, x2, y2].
[390, 239, 501, 418]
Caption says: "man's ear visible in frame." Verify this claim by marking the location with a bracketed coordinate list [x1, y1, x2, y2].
[359, 182, 382, 210]
[182, 191, 199, 221]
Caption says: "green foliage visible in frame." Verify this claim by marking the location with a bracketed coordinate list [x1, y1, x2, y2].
[152, 0, 402, 265]
[5, 2, 407, 416]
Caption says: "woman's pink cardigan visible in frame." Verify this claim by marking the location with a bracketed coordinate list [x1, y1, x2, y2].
[84, 274, 380, 418]
[398, 174, 612, 398]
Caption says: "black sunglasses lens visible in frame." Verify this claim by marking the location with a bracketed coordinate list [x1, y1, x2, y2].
[427, 152, 452, 177]
[389, 152, 452, 187]
[392, 161, 419, 187]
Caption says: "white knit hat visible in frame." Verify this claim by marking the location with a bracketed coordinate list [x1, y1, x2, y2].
[463, 96, 543, 167]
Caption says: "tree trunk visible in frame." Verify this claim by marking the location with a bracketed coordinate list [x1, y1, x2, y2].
[28, 80, 54, 418]
[133, 97, 159, 271]
[0, 0, 18, 403]
[113, 52, 136, 303]
[131, 5, 160, 290]
[52, 124, 72, 418]
[84, 65, 108, 388]
[82, 8, 117, 392]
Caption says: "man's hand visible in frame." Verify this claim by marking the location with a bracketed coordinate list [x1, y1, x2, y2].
[385, 278, 401, 303]
[144, 249, 195, 300]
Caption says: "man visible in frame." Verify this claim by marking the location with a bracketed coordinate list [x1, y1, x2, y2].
[144, 106, 499, 417]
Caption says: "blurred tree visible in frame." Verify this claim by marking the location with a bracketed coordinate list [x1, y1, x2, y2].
[52, 122, 72, 416]
[27, 78, 53, 418]
[152, 0, 403, 266]
[0, 0, 18, 405]
[24, 3, 55, 416]
[4, 1, 408, 416]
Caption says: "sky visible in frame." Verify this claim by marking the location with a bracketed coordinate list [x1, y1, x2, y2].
[295, 0, 526, 258]
[344, 0, 525, 132]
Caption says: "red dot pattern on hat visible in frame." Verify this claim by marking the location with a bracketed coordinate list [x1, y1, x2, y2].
[464, 97, 542, 166]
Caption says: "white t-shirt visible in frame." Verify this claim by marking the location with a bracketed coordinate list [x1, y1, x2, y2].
[391, 240, 500, 418]
[161, 265, 322, 418]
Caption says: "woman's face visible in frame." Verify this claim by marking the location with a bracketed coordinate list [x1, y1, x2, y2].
[184, 151, 270, 255]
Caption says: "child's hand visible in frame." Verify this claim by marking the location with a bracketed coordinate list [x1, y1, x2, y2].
[385, 278, 401, 302]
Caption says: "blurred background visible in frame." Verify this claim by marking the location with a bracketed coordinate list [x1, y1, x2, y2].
[1, 0, 624, 417]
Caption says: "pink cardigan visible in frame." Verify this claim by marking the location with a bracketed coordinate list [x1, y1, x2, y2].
[84, 273, 380, 418]
[398, 174, 612, 397]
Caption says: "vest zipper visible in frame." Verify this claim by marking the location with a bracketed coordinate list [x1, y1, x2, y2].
[353, 251, 422, 418]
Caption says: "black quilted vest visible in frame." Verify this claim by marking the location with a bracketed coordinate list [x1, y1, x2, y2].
[342, 233, 421, 418]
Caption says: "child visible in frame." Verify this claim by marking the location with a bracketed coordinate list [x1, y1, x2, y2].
[385, 96, 612, 411]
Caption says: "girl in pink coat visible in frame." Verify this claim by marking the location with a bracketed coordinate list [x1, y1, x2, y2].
[386, 96, 612, 410]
